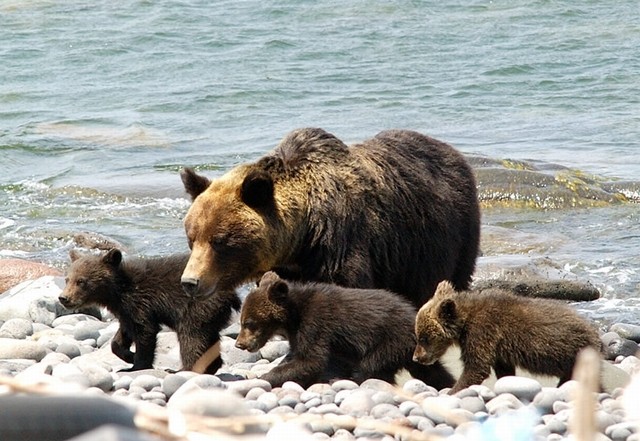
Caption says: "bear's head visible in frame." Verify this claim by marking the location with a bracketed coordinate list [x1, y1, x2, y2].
[59, 248, 123, 309]
[179, 163, 291, 298]
[235, 271, 290, 353]
[413, 281, 461, 365]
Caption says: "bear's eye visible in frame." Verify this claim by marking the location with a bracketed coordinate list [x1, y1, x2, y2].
[242, 320, 258, 331]
[76, 278, 86, 287]
[419, 336, 429, 346]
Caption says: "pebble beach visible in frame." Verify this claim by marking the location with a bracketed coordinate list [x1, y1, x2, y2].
[1, 273, 639, 441]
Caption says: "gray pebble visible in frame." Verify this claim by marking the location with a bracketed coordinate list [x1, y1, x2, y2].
[169, 388, 250, 417]
[595, 410, 619, 433]
[130, 374, 162, 391]
[80, 363, 114, 392]
[52, 314, 98, 328]
[604, 335, 639, 360]
[51, 363, 90, 388]
[281, 380, 305, 393]
[257, 391, 279, 411]
[421, 395, 461, 425]
[533, 387, 567, 414]
[353, 427, 385, 439]
[332, 428, 356, 441]
[360, 378, 395, 392]
[28, 297, 58, 326]
[245, 386, 267, 400]
[460, 396, 487, 414]
[610, 323, 640, 343]
[113, 375, 133, 391]
[308, 403, 341, 415]
[485, 393, 524, 415]
[300, 390, 320, 403]
[617, 356, 640, 376]
[56, 342, 81, 359]
[278, 394, 299, 408]
[371, 390, 396, 405]
[226, 378, 272, 397]
[399, 400, 420, 416]
[542, 415, 567, 434]
[403, 378, 436, 396]
[73, 320, 107, 341]
[258, 340, 289, 361]
[269, 405, 297, 415]
[222, 337, 262, 364]
[494, 376, 542, 402]
[304, 397, 322, 409]
[468, 384, 497, 401]
[606, 422, 636, 441]
[309, 420, 335, 436]
[0, 359, 35, 373]
[331, 379, 359, 392]
[334, 389, 352, 406]
[533, 424, 551, 439]
[0, 338, 48, 361]
[370, 403, 403, 420]
[0, 318, 34, 339]
[161, 372, 191, 398]
[445, 408, 475, 428]
[40, 351, 71, 366]
[431, 423, 455, 438]
[339, 389, 375, 417]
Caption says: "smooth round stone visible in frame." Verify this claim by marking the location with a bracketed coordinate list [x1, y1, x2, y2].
[267, 422, 313, 440]
[444, 408, 474, 428]
[353, 427, 385, 439]
[31, 323, 52, 334]
[308, 383, 335, 395]
[308, 403, 341, 415]
[295, 402, 311, 414]
[52, 314, 99, 328]
[309, 420, 335, 436]
[415, 416, 435, 431]
[371, 390, 396, 405]
[494, 376, 542, 402]
[96, 330, 115, 348]
[250, 364, 273, 377]
[460, 396, 487, 414]
[468, 384, 497, 401]
[421, 395, 461, 425]
[533, 387, 567, 414]
[0, 359, 35, 373]
[259, 340, 289, 361]
[542, 415, 567, 434]
[130, 374, 162, 391]
[604, 335, 639, 360]
[278, 394, 299, 408]
[245, 386, 267, 401]
[257, 392, 279, 411]
[331, 379, 359, 392]
[359, 378, 395, 392]
[399, 400, 420, 416]
[245, 400, 268, 412]
[14, 362, 53, 380]
[226, 378, 272, 397]
[334, 389, 352, 406]
[403, 378, 436, 396]
[73, 320, 106, 341]
[485, 393, 524, 415]
[28, 297, 58, 326]
[51, 363, 90, 388]
[141, 391, 167, 402]
[0, 338, 48, 361]
[221, 337, 262, 364]
[0, 318, 34, 339]
[304, 397, 322, 410]
[113, 375, 133, 391]
[56, 342, 81, 359]
[455, 420, 482, 437]
[332, 429, 356, 441]
[595, 410, 619, 433]
[40, 352, 71, 366]
[281, 380, 305, 393]
[339, 389, 375, 417]
[268, 405, 297, 415]
[533, 424, 551, 439]
[300, 390, 320, 403]
[79, 363, 114, 392]
[431, 424, 455, 438]
[370, 403, 404, 420]
[617, 356, 640, 376]
[610, 323, 640, 343]
[606, 422, 636, 441]
[161, 373, 191, 398]
[170, 388, 250, 417]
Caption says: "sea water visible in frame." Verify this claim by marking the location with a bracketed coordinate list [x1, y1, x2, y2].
[1, 1, 638, 323]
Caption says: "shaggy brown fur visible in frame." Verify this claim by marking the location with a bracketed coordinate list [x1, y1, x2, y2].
[59, 249, 240, 373]
[235, 271, 455, 389]
[180, 128, 480, 307]
[414, 281, 602, 394]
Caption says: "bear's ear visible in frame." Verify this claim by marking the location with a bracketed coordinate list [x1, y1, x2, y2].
[438, 298, 457, 322]
[181, 167, 211, 201]
[241, 169, 275, 210]
[103, 249, 123, 268]
[268, 280, 289, 305]
[69, 249, 82, 262]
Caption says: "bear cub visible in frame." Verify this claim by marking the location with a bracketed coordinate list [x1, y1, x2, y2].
[59, 249, 240, 373]
[235, 271, 455, 389]
[413, 281, 602, 394]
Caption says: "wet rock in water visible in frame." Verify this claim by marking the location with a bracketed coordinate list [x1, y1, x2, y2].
[473, 278, 600, 301]
[610, 323, 640, 343]
[72, 231, 128, 252]
[603, 334, 639, 360]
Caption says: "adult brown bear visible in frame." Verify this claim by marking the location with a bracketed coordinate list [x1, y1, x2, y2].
[180, 127, 480, 308]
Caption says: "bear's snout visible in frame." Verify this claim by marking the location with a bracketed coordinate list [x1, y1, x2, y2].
[59, 295, 73, 308]
[181, 276, 200, 296]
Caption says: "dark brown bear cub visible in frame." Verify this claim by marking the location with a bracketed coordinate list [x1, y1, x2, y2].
[414, 281, 602, 394]
[235, 271, 455, 389]
[59, 249, 240, 373]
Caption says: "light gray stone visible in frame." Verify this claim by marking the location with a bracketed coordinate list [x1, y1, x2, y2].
[56, 341, 81, 359]
[403, 378, 437, 396]
[331, 379, 359, 392]
[610, 323, 640, 343]
[169, 388, 250, 418]
[73, 320, 107, 341]
[0, 276, 64, 322]
[370, 403, 403, 420]
[339, 389, 375, 417]
[28, 296, 58, 326]
[162, 372, 197, 398]
[226, 378, 272, 397]
[0, 318, 34, 339]
[259, 340, 289, 361]
[130, 374, 162, 391]
[494, 376, 542, 402]
[421, 395, 461, 425]
[485, 393, 524, 415]
[0, 338, 48, 361]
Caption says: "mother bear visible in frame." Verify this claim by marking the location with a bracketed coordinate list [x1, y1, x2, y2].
[180, 128, 480, 307]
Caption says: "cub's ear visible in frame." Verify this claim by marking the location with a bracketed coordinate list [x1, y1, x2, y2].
[181, 167, 211, 201]
[69, 249, 82, 262]
[268, 280, 289, 305]
[103, 249, 123, 268]
[241, 169, 274, 210]
[438, 298, 457, 322]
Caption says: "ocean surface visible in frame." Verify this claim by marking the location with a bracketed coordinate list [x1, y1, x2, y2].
[1, 1, 639, 325]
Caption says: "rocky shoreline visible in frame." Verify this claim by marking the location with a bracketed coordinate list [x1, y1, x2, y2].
[0, 275, 639, 440]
